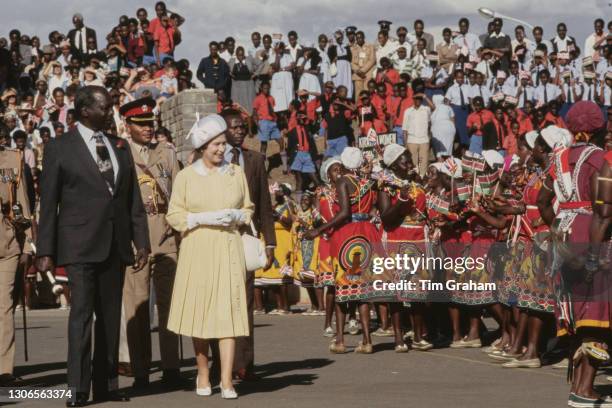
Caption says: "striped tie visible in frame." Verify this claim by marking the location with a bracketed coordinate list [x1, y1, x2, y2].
[93, 132, 115, 194]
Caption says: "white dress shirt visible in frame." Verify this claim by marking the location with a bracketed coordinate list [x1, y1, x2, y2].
[287, 44, 302, 63]
[402, 105, 431, 144]
[445, 82, 472, 106]
[580, 83, 597, 103]
[517, 86, 535, 108]
[534, 83, 562, 105]
[77, 122, 119, 183]
[75, 27, 87, 52]
[562, 82, 582, 103]
[453, 32, 481, 57]
[375, 39, 399, 69]
[471, 84, 492, 105]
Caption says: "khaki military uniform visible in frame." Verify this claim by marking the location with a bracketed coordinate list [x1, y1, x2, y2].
[0, 149, 32, 375]
[123, 141, 180, 378]
[351, 42, 376, 98]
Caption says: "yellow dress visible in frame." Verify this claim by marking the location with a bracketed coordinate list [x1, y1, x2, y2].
[254, 203, 294, 286]
[166, 161, 254, 339]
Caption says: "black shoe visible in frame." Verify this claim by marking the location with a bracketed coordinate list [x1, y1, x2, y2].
[0, 374, 21, 386]
[92, 391, 130, 403]
[161, 369, 190, 388]
[132, 376, 149, 390]
[66, 392, 88, 407]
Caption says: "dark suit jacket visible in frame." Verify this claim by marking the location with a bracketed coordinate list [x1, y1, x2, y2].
[67, 27, 97, 56]
[36, 128, 149, 266]
[242, 148, 276, 247]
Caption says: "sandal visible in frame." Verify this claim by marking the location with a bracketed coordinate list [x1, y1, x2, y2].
[354, 342, 373, 354]
[582, 342, 610, 361]
[329, 342, 347, 354]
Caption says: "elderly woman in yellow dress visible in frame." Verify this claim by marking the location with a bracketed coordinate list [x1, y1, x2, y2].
[166, 114, 254, 399]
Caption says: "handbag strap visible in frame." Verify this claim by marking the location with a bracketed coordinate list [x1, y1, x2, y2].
[249, 220, 258, 236]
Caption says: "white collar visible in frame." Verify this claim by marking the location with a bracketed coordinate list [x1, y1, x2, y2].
[77, 122, 95, 140]
[490, 32, 506, 38]
[192, 159, 232, 176]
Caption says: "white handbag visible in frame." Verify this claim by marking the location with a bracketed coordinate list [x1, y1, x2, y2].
[242, 221, 268, 271]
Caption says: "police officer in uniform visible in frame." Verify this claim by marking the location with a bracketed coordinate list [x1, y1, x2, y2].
[0, 145, 33, 385]
[119, 98, 183, 389]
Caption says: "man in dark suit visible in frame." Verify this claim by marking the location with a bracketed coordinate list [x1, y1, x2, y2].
[211, 109, 275, 380]
[67, 13, 97, 58]
[35, 86, 150, 407]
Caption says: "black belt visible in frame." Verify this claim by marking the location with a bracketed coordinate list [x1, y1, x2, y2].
[337, 55, 350, 61]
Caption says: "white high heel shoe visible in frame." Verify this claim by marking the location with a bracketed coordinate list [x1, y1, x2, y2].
[195, 375, 212, 396]
[221, 387, 238, 399]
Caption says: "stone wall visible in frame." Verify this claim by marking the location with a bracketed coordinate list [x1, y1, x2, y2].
[159, 89, 217, 163]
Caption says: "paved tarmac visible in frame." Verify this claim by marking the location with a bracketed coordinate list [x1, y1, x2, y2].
[6, 308, 612, 408]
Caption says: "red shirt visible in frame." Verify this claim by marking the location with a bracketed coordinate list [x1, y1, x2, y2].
[127, 33, 145, 62]
[544, 112, 566, 128]
[154, 25, 175, 54]
[466, 109, 495, 136]
[388, 93, 414, 126]
[306, 99, 320, 123]
[517, 110, 533, 135]
[375, 68, 400, 95]
[253, 94, 276, 121]
[371, 94, 388, 122]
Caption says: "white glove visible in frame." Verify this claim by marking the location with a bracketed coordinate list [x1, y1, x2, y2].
[187, 210, 234, 229]
[228, 209, 249, 225]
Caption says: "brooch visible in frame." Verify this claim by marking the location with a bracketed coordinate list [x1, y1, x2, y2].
[116, 139, 126, 149]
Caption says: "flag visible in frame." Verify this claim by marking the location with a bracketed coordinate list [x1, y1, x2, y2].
[472, 156, 486, 172]
[444, 157, 458, 176]
[456, 183, 472, 202]
[367, 127, 378, 142]
[477, 171, 500, 193]
[461, 156, 474, 172]
[429, 195, 450, 215]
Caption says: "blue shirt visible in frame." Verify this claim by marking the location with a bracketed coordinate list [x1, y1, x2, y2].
[223, 145, 245, 168]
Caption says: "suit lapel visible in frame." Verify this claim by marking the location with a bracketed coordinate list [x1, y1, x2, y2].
[242, 149, 254, 182]
[108, 138, 124, 197]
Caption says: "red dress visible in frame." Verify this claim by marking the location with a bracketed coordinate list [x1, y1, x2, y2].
[381, 183, 430, 302]
[550, 144, 610, 335]
[315, 186, 339, 288]
[511, 172, 555, 313]
[331, 175, 384, 302]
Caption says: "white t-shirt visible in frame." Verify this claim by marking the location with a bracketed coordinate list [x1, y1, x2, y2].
[402, 105, 431, 144]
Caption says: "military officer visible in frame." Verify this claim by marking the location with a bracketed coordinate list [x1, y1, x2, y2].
[0, 143, 33, 386]
[119, 98, 183, 389]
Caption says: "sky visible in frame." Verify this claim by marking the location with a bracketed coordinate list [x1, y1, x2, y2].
[2, 0, 611, 72]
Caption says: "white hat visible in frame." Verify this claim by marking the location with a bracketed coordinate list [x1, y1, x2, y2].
[496, 70, 507, 79]
[340, 147, 363, 170]
[584, 71, 596, 80]
[320, 157, 342, 184]
[525, 130, 539, 149]
[382, 143, 405, 167]
[541, 125, 572, 149]
[187, 113, 227, 149]
[482, 150, 504, 169]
